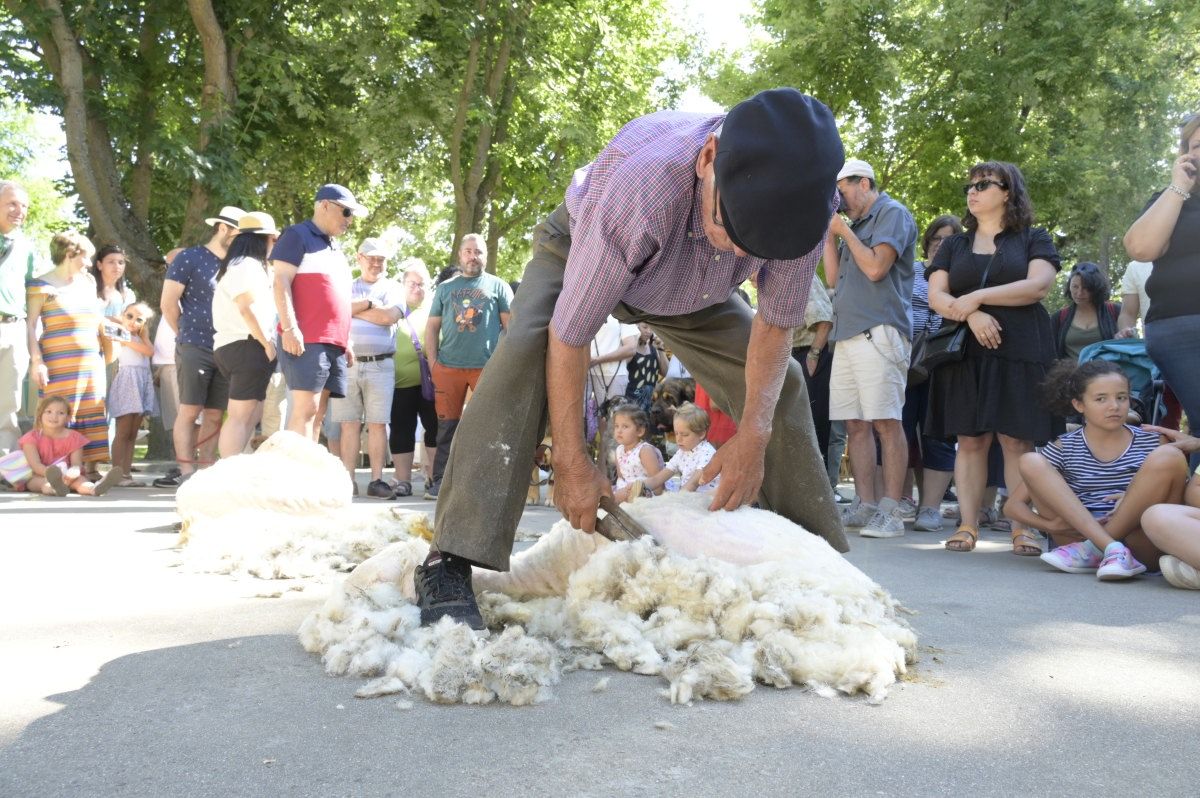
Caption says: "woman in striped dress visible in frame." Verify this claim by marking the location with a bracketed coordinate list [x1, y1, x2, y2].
[26, 232, 111, 468]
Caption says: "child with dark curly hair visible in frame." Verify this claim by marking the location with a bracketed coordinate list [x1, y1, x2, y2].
[1003, 359, 1189, 580]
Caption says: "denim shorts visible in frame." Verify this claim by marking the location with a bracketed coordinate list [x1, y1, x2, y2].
[279, 341, 348, 398]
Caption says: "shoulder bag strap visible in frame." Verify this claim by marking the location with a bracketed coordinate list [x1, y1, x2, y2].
[401, 306, 424, 356]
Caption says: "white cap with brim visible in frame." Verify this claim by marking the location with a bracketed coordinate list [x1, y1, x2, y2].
[358, 237, 391, 257]
[836, 158, 876, 182]
[204, 205, 247, 228]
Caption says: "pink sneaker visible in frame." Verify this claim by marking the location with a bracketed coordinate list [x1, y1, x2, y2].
[1039, 541, 1102, 574]
[1097, 546, 1146, 581]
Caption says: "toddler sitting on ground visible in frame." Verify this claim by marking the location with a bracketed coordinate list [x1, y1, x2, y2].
[642, 402, 720, 494]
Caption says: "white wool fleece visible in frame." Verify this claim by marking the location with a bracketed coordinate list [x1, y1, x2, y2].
[301, 492, 918, 707]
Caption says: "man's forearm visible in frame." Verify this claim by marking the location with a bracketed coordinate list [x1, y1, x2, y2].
[273, 275, 297, 331]
[741, 315, 792, 440]
[547, 326, 591, 459]
[161, 305, 181, 335]
[811, 321, 832, 352]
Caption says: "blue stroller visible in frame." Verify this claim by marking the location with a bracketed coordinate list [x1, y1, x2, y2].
[1076, 339, 1165, 426]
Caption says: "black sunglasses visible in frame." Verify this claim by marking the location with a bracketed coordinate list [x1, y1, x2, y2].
[963, 179, 1008, 195]
[325, 201, 354, 218]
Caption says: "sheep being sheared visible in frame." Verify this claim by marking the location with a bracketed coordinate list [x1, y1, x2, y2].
[175, 431, 433, 579]
[299, 492, 917, 706]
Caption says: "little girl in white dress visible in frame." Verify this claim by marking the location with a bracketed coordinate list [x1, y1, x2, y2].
[611, 404, 663, 503]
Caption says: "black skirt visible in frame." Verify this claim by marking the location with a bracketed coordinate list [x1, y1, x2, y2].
[925, 351, 1055, 443]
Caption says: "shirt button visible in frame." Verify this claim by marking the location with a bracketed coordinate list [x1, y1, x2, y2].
[714, 255, 721, 261]
[702, 293, 709, 299]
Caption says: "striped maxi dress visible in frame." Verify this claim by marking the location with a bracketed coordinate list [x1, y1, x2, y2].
[27, 277, 109, 464]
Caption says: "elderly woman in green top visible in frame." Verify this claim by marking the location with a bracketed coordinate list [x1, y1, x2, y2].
[389, 259, 438, 497]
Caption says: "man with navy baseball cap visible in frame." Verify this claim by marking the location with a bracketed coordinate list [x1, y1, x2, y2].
[415, 89, 849, 630]
[272, 184, 368, 441]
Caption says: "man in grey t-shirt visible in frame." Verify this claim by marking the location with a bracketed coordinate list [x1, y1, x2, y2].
[823, 158, 917, 539]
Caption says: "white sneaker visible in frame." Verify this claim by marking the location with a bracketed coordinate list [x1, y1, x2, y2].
[861, 499, 906, 538]
[1160, 556, 1200, 590]
[913, 506, 943, 532]
[841, 499, 877, 529]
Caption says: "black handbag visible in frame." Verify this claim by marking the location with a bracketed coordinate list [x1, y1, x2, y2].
[918, 244, 1002, 373]
[907, 327, 931, 385]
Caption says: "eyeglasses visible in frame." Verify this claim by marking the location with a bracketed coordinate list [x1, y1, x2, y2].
[930, 234, 951, 243]
[963, 179, 1008, 195]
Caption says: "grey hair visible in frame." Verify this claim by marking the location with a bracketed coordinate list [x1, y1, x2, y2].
[460, 233, 487, 253]
[400, 257, 431, 283]
[0, 180, 28, 198]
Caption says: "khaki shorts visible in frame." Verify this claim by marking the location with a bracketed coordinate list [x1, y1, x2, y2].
[330, 358, 394, 424]
[829, 324, 910, 421]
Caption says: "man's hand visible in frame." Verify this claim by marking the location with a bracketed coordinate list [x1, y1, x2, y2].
[552, 451, 612, 533]
[967, 310, 1002, 349]
[699, 429, 768, 511]
[828, 213, 850, 239]
[281, 329, 304, 356]
[345, 348, 356, 368]
[1142, 424, 1200, 454]
[805, 353, 819, 377]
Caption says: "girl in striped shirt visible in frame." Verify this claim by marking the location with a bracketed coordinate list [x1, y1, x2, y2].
[1003, 359, 1190, 580]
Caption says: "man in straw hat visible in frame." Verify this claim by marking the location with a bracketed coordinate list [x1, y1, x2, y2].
[415, 88, 850, 630]
[155, 205, 244, 487]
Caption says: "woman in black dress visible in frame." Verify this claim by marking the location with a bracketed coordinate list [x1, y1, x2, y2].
[926, 161, 1060, 555]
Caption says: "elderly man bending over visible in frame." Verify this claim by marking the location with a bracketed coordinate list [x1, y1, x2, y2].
[417, 89, 851, 630]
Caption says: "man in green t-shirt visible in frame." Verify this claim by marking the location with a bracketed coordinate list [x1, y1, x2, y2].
[423, 233, 513, 497]
[0, 181, 39, 456]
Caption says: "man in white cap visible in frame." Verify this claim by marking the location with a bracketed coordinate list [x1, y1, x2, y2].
[273, 183, 367, 442]
[155, 204, 244, 486]
[823, 158, 917, 539]
[329, 236, 405, 498]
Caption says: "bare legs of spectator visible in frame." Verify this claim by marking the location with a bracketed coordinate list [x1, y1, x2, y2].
[341, 421, 387, 483]
[919, 467, 954, 511]
[287, 389, 329, 442]
[259, 371, 287, 437]
[1015, 444, 1187, 564]
[826, 420, 847, 490]
[220, 398, 262, 458]
[845, 418, 906, 504]
[1143, 476, 1200, 571]
[174, 404, 222, 476]
[111, 414, 141, 479]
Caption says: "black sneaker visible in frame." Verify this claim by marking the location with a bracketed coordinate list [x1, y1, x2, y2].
[152, 468, 186, 488]
[414, 553, 485, 630]
[366, 479, 393, 499]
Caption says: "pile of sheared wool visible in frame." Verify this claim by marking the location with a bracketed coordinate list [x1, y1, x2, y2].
[299, 492, 917, 706]
[176, 431, 433, 579]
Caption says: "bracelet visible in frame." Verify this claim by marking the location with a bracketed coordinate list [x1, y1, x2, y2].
[282, 326, 295, 333]
[1166, 184, 1192, 200]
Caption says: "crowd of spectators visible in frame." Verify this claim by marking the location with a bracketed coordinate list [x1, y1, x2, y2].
[0, 108, 1198, 592]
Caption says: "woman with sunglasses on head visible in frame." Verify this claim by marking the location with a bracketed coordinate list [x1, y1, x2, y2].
[1050, 262, 1121, 361]
[1124, 113, 1200, 461]
[925, 162, 1061, 555]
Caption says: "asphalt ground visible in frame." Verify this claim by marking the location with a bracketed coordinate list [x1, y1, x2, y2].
[2, 471, 1198, 797]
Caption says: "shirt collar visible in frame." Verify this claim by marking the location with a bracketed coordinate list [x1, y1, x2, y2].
[303, 218, 333, 243]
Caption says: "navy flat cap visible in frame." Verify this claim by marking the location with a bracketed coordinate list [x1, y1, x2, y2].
[715, 88, 845, 260]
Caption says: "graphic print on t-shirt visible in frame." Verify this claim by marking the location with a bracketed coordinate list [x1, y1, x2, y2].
[453, 288, 489, 333]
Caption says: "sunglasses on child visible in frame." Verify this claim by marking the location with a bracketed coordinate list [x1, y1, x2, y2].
[962, 179, 1008, 195]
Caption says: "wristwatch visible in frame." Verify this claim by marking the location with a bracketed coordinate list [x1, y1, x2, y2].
[366, 299, 374, 310]
[807, 348, 822, 360]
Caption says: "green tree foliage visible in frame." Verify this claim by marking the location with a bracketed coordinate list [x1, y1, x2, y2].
[0, 0, 684, 294]
[0, 100, 76, 249]
[709, 0, 1200, 297]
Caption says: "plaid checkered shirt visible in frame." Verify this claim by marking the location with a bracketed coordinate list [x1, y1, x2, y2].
[552, 110, 829, 347]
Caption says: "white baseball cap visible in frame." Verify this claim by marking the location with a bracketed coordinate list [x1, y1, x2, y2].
[836, 158, 876, 182]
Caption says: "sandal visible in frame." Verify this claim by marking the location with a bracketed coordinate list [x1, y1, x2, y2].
[1011, 529, 1042, 556]
[945, 526, 978, 552]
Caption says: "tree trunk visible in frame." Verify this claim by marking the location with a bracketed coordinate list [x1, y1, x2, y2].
[129, 17, 161, 225]
[180, 0, 237, 244]
[12, 0, 163, 296]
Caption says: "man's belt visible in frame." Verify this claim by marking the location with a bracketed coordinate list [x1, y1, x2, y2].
[355, 352, 395, 363]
